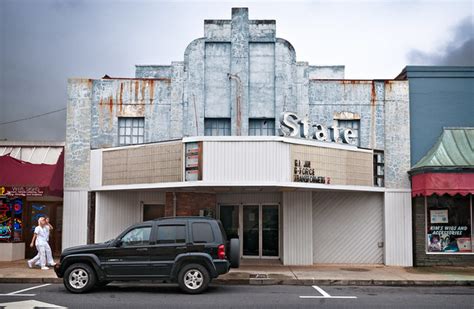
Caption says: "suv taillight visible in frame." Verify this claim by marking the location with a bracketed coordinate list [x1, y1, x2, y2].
[218, 244, 225, 259]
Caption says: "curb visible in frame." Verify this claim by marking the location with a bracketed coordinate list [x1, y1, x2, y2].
[0, 277, 472, 286]
[213, 278, 474, 286]
[0, 278, 62, 284]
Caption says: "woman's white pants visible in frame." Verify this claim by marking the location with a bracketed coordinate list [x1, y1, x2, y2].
[29, 243, 54, 267]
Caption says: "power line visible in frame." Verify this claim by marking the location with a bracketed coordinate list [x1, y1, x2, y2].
[0, 107, 67, 126]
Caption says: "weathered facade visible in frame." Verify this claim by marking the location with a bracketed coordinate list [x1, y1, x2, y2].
[64, 8, 412, 266]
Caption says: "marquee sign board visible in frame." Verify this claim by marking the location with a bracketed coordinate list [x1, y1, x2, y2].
[291, 144, 373, 186]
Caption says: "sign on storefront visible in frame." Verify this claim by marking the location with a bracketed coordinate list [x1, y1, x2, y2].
[280, 111, 357, 145]
[185, 142, 202, 181]
[0, 186, 44, 197]
[290, 144, 373, 186]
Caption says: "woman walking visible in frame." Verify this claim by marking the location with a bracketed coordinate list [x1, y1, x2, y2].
[27, 217, 54, 270]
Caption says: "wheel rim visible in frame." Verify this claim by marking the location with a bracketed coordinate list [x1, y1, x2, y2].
[68, 268, 89, 289]
[184, 269, 204, 290]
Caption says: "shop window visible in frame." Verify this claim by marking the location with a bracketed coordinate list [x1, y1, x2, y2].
[118, 117, 144, 146]
[0, 198, 23, 242]
[249, 118, 275, 136]
[426, 195, 472, 253]
[192, 222, 215, 243]
[156, 225, 186, 244]
[337, 120, 360, 146]
[120, 226, 151, 247]
[204, 118, 231, 136]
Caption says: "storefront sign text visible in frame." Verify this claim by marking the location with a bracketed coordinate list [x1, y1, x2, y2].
[280, 112, 357, 145]
[293, 160, 331, 184]
[0, 186, 44, 197]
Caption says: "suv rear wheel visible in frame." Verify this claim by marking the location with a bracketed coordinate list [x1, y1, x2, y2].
[63, 263, 96, 293]
[178, 263, 210, 294]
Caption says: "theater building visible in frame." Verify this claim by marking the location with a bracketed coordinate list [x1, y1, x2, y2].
[64, 8, 412, 266]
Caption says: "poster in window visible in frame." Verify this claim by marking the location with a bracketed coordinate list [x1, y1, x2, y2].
[430, 209, 448, 223]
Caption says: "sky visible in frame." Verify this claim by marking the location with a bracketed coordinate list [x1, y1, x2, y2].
[0, 0, 473, 142]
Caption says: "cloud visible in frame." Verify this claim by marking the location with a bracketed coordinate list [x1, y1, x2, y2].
[407, 15, 474, 66]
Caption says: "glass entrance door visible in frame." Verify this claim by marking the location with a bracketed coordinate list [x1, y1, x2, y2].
[262, 205, 279, 257]
[219, 203, 280, 259]
[243, 205, 259, 256]
[220, 205, 239, 239]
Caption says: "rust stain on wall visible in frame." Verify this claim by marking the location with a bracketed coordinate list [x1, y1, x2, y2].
[149, 80, 155, 104]
[119, 83, 124, 112]
[134, 80, 139, 103]
[108, 96, 114, 114]
[141, 81, 146, 103]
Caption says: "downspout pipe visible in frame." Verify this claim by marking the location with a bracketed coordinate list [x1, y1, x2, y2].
[173, 192, 177, 217]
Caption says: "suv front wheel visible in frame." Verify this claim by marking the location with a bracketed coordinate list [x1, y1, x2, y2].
[63, 263, 96, 293]
[178, 263, 210, 294]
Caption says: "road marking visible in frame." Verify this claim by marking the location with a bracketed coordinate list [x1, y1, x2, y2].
[299, 285, 358, 299]
[0, 299, 67, 308]
[0, 283, 51, 297]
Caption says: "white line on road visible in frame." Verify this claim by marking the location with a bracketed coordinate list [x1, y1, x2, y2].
[312, 285, 331, 297]
[299, 285, 358, 299]
[0, 283, 51, 297]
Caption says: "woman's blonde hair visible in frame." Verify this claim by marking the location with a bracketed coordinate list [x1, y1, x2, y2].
[37, 217, 45, 226]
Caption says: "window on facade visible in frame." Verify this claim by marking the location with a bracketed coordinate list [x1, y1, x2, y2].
[337, 120, 360, 146]
[204, 118, 231, 136]
[192, 222, 215, 243]
[249, 118, 275, 136]
[118, 117, 144, 146]
[121, 226, 151, 247]
[156, 225, 186, 244]
[426, 195, 472, 253]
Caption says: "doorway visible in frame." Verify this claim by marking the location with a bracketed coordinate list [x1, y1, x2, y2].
[25, 201, 62, 258]
[219, 204, 280, 259]
[142, 204, 165, 221]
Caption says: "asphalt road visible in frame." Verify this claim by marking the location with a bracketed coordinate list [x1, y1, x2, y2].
[0, 283, 473, 309]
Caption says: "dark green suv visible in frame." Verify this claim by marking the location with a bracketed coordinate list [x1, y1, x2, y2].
[54, 217, 240, 294]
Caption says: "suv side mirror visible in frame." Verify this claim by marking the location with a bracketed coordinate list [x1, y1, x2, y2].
[114, 239, 123, 247]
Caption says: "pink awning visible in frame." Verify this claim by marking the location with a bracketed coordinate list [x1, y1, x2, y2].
[411, 172, 474, 197]
[0, 151, 64, 197]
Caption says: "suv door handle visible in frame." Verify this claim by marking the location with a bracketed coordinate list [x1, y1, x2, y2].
[136, 248, 148, 251]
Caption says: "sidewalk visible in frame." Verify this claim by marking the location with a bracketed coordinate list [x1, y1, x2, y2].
[1, 260, 473, 286]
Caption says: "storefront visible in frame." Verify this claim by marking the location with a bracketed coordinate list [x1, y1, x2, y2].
[64, 8, 413, 266]
[410, 128, 474, 265]
[84, 134, 407, 265]
[0, 143, 64, 261]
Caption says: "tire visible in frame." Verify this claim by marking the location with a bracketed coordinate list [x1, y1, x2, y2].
[63, 263, 97, 294]
[229, 238, 240, 268]
[177, 263, 210, 294]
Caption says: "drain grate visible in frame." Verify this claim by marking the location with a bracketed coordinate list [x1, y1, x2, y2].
[250, 274, 269, 279]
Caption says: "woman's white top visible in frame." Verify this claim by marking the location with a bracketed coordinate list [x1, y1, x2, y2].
[34, 226, 48, 246]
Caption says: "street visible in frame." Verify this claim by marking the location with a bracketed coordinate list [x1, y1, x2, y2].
[0, 283, 473, 309]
